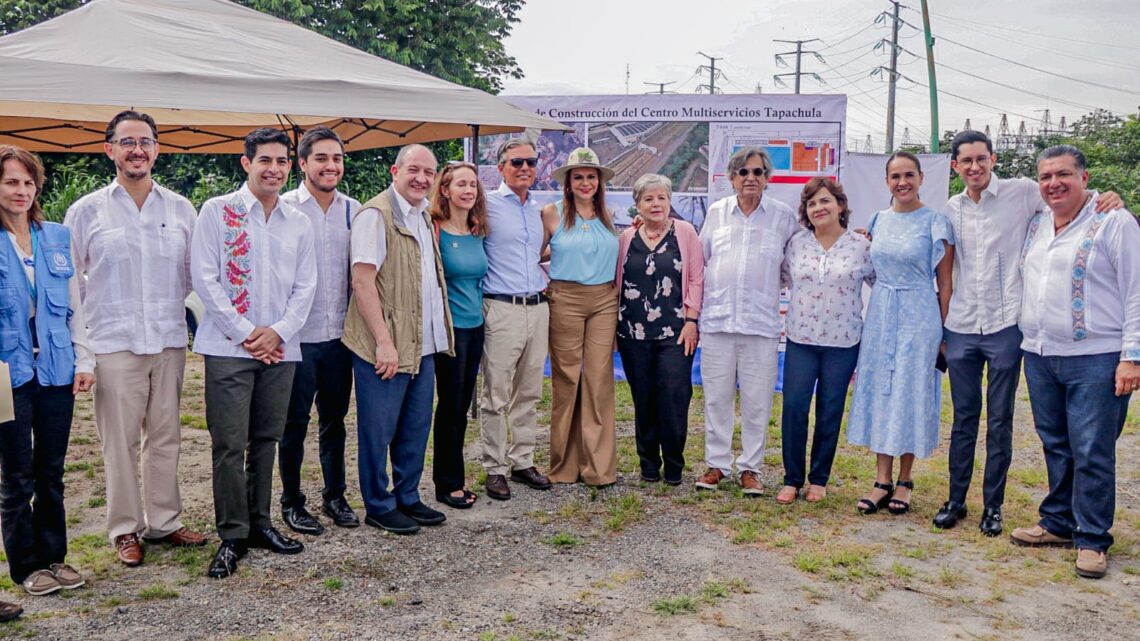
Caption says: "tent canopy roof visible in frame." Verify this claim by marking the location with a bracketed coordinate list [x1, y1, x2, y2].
[0, 0, 564, 153]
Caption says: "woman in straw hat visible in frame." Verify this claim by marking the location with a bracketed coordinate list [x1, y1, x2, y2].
[540, 147, 620, 486]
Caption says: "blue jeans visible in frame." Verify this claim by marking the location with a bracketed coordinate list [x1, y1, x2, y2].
[0, 380, 74, 583]
[1023, 351, 1130, 551]
[280, 339, 353, 508]
[353, 355, 435, 517]
[780, 340, 860, 488]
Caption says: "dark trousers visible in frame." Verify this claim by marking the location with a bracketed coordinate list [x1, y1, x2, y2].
[780, 339, 859, 488]
[0, 380, 73, 584]
[1023, 351, 1129, 552]
[617, 337, 694, 483]
[944, 325, 1022, 507]
[204, 356, 296, 540]
[433, 326, 484, 495]
[353, 354, 435, 517]
[279, 339, 353, 509]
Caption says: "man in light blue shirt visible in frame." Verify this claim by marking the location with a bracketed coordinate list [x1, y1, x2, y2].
[478, 139, 553, 500]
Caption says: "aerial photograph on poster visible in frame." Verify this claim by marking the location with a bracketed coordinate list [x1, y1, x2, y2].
[588, 121, 708, 192]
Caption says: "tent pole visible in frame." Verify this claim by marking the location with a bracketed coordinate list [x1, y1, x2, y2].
[470, 124, 480, 164]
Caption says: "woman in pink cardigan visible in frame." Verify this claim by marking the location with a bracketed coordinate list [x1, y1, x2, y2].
[615, 174, 704, 485]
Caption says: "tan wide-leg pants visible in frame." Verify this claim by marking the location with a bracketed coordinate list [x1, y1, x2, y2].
[94, 348, 187, 541]
[547, 281, 618, 485]
[479, 298, 550, 476]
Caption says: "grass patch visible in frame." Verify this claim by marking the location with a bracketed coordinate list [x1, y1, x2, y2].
[323, 578, 344, 590]
[604, 494, 645, 531]
[890, 562, 916, 579]
[138, 584, 179, 600]
[937, 565, 966, 588]
[651, 595, 699, 615]
[88, 496, 106, 508]
[544, 533, 582, 549]
[180, 413, 208, 430]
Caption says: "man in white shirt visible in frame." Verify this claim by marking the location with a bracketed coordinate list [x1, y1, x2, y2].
[192, 128, 317, 578]
[65, 110, 206, 568]
[695, 147, 799, 495]
[935, 132, 1123, 537]
[276, 127, 360, 535]
[340, 144, 452, 535]
[1011, 145, 1139, 580]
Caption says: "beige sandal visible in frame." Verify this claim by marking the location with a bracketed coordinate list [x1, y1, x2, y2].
[805, 485, 827, 502]
[775, 485, 798, 505]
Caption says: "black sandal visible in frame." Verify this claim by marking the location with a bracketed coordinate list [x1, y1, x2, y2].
[857, 481, 894, 515]
[888, 480, 913, 515]
[436, 489, 477, 510]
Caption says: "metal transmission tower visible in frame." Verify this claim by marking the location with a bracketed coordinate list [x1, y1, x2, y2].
[1037, 109, 1053, 136]
[984, 124, 992, 138]
[963, 118, 973, 131]
[876, 1, 903, 151]
[773, 39, 823, 94]
[696, 52, 724, 94]
[1057, 116, 1068, 134]
[996, 114, 1014, 151]
[643, 81, 676, 95]
[864, 135, 875, 154]
[1017, 120, 1031, 153]
[902, 127, 912, 147]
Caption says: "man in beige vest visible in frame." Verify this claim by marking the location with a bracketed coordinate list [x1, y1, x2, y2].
[342, 144, 454, 534]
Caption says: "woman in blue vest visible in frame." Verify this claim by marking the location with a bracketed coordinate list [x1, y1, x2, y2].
[540, 148, 620, 486]
[0, 145, 95, 597]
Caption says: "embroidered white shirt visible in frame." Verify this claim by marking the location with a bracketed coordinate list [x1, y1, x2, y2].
[944, 177, 1045, 334]
[1020, 191, 1140, 360]
[64, 180, 196, 355]
[781, 229, 875, 348]
[350, 190, 449, 357]
[191, 184, 317, 361]
[280, 183, 359, 343]
[699, 194, 799, 337]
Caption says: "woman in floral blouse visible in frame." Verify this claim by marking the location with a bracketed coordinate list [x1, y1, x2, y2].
[615, 174, 704, 485]
[776, 178, 874, 504]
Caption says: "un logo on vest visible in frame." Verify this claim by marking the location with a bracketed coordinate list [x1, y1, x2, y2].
[52, 251, 69, 270]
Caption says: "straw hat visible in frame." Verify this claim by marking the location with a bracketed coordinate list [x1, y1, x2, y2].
[550, 147, 615, 184]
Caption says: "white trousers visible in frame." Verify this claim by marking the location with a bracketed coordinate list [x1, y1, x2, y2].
[700, 332, 780, 475]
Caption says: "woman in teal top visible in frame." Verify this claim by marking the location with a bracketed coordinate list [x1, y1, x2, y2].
[428, 161, 488, 509]
[540, 147, 620, 486]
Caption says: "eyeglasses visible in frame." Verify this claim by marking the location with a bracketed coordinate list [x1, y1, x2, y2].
[507, 157, 539, 168]
[735, 167, 767, 178]
[112, 137, 156, 151]
[446, 160, 478, 170]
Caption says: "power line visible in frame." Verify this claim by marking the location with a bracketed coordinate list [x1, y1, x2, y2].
[917, 7, 1140, 53]
[773, 38, 823, 93]
[695, 51, 724, 94]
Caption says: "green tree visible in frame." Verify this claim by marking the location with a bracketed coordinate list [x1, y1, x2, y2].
[1, 0, 524, 203]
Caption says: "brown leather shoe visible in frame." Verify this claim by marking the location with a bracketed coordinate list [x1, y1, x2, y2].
[144, 527, 208, 547]
[485, 474, 511, 500]
[1075, 548, 1108, 579]
[1009, 524, 1073, 548]
[740, 471, 764, 496]
[115, 533, 144, 567]
[694, 467, 725, 490]
[510, 467, 552, 490]
[0, 600, 21, 623]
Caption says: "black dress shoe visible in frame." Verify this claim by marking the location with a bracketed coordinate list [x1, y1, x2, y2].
[979, 506, 1003, 537]
[282, 506, 325, 536]
[365, 510, 420, 535]
[206, 539, 247, 579]
[933, 500, 968, 529]
[510, 466, 552, 490]
[485, 474, 511, 501]
[247, 526, 304, 554]
[322, 497, 360, 528]
[399, 501, 446, 526]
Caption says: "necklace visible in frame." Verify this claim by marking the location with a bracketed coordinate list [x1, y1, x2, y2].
[1054, 217, 1075, 234]
[643, 221, 671, 241]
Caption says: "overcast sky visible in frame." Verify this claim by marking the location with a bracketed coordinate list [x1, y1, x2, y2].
[501, 0, 1140, 151]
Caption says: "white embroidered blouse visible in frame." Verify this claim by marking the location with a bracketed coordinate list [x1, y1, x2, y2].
[781, 229, 875, 348]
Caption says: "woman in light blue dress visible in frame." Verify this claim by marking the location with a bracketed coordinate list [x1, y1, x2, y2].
[847, 151, 955, 515]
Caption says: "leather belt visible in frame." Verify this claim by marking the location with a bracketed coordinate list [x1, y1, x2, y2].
[484, 292, 547, 306]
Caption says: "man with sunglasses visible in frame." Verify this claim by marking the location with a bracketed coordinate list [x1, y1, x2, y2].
[65, 110, 207, 567]
[477, 139, 553, 500]
[695, 147, 798, 495]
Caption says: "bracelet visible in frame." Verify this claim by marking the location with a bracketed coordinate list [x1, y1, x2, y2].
[684, 319, 698, 324]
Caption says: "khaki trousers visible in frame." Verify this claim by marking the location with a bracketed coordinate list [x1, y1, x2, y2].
[94, 348, 187, 541]
[547, 281, 618, 485]
[479, 298, 549, 476]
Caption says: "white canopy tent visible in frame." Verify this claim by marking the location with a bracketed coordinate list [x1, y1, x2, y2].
[0, 0, 565, 153]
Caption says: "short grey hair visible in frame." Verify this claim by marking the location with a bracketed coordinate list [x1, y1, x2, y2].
[496, 137, 537, 164]
[727, 146, 772, 177]
[1037, 144, 1086, 172]
[632, 173, 673, 202]
[395, 143, 436, 167]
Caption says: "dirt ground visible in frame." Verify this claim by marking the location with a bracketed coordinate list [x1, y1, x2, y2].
[1, 353, 1138, 641]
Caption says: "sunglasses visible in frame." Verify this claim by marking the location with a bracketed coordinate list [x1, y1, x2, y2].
[507, 157, 539, 168]
[735, 167, 767, 177]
